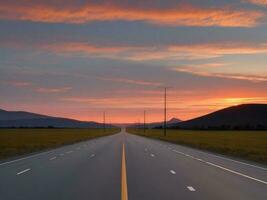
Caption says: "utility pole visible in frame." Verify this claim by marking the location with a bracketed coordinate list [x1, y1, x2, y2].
[164, 87, 167, 136]
[103, 111, 106, 132]
[144, 110, 146, 133]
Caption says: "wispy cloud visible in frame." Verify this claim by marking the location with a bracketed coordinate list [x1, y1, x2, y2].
[98, 77, 163, 87]
[199, 63, 229, 68]
[44, 41, 267, 61]
[173, 66, 267, 82]
[223, 97, 267, 104]
[60, 93, 267, 121]
[35, 87, 72, 93]
[2, 39, 267, 61]
[61, 96, 164, 109]
[3, 81, 32, 87]
[44, 43, 128, 55]
[247, 0, 267, 6]
[0, 1, 263, 27]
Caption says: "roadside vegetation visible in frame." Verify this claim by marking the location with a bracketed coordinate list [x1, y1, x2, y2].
[0, 128, 120, 160]
[127, 128, 267, 164]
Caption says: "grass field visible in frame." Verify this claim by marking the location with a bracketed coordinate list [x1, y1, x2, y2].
[0, 128, 120, 160]
[127, 128, 267, 164]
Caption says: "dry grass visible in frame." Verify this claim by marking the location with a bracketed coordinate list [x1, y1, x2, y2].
[0, 128, 120, 160]
[127, 128, 267, 164]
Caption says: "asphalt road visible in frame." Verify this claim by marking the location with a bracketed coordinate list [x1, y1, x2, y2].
[0, 129, 266, 200]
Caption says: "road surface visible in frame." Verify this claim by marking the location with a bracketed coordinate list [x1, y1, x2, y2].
[0, 129, 266, 200]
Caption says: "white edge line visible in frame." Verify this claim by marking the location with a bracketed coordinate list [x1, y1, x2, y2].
[167, 144, 266, 171]
[151, 135, 267, 171]
[210, 154, 267, 171]
[205, 161, 267, 185]
[0, 150, 54, 166]
[16, 168, 31, 175]
[173, 149, 267, 185]
[0, 139, 100, 167]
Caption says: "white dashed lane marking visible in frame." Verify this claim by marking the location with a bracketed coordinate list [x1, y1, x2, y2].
[49, 157, 57, 161]
[187, 186, 196, 192]
[16, 168, 31, 175]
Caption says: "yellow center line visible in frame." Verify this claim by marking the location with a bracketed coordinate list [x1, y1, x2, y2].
[121, 143, 128, 200]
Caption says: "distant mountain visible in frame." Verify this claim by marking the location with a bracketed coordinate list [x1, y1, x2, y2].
[0, 109, 51, 120]
[0, 109, 114, 128]
[129, 118, 182, 128]
[171, 104, 267, 130]
[168, 118, 182, 124]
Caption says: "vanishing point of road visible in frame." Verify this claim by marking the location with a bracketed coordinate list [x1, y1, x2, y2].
[0, 129, 266, 200]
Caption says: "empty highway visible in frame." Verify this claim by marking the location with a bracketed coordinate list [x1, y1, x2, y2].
[0, 129, 266, 200]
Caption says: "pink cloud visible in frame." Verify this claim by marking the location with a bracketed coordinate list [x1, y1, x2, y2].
[35, 87, 72, 93]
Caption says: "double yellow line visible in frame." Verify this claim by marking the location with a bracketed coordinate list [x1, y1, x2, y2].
[121, 143, 128, 200]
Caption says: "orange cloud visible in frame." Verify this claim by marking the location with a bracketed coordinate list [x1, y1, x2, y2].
[61, 90, 261, 110]
[36, 87, 72, 93]
[223, 97, 267, 105]
[3, 39, 267, 61]
[168, 42, 267, 55]
[44, 43, 128, 55]
[200, 63, 229, 68]
[0, 1, 263, 27]
[44, 42, 267, 61]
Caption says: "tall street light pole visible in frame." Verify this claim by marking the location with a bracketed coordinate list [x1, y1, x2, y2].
[164, 87, 167, 136]
[144, 110, 146, 133]
[103, 111, 106, 132]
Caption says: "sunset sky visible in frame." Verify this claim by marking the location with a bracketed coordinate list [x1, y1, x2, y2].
[1, 0, 267, 123]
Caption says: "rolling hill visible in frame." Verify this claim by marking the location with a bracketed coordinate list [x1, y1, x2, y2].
[172, 104, 267, 130]
[129, 118, 182, 128]
[0, 109, 113, 128]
